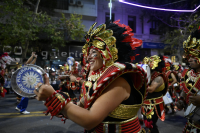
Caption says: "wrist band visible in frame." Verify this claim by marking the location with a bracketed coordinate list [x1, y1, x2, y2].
[76, 77, 82, 83]
[44, 90, 71, 117]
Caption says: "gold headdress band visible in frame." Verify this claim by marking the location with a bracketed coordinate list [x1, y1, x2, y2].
[183, 34, 200, 63]
[143, 57, 150, 64]
[82, 23, 118, 67]
[174, 65, 179, 71]
[149, 55, 161, 70]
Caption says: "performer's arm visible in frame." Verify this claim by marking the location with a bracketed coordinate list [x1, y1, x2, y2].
[77, 78, 85, 85]
[25, 52, 35, 65]
[58, 75, 68, 80]
[148, 76, 164, 93]
[34, 76, 131, 130]
[30, 54, 37, 64]
[70, 74, 85, 85]
[176, 90, 186, 110]
[170, 73, 177, 87]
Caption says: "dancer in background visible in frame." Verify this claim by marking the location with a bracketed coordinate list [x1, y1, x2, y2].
[0, 52, 14, 97]
[164, 60, 178, 114]
[141, 55, 168, 133]
[176, 29, 200, 132]
[15, 52, 37, 114]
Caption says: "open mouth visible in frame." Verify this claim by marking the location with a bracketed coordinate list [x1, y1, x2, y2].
[89, 60, 95, 65]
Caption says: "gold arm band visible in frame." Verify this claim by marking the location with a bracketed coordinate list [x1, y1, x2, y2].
[55, 93, 65, 103]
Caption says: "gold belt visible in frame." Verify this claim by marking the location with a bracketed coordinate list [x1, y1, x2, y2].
[188, 120, 200, 130]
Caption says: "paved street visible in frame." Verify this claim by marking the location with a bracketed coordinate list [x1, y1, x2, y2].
[0, 93, 187, 133]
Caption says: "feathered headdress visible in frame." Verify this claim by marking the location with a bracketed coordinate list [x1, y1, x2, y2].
[82, 20, 142, 68]
[183, 29, 200, 64]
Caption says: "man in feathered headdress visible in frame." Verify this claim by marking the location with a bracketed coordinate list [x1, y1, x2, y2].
[176, 28, 200, 132]
[141, 55, 168, 133]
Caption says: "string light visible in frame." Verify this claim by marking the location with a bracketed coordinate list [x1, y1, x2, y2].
[119, 0, 200, 12]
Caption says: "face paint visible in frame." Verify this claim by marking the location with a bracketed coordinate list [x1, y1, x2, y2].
[87, 48, 103, 71]
[92, 53, 98, 58]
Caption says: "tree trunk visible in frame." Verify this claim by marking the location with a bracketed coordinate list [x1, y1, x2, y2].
[34, 0, 40, 14]
[22, 41, 29, 60]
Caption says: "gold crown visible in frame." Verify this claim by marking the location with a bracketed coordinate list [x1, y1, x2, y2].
[174, 65, 179, 71]
[183, 35, 200, 63]
[149, 55, 161, 70]
[143, 57, 150, 64]
[82, 23, 118, 67]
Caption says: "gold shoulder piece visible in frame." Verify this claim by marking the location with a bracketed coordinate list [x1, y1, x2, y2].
[113, 62, 126, 71]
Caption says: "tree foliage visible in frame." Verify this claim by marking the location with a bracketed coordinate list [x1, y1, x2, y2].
[0, 0, 85, 59]
[162, 12, 200, 55]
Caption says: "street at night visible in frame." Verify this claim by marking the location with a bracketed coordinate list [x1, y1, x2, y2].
[0, 0, 200, 133]
[0, 93, 187, 133]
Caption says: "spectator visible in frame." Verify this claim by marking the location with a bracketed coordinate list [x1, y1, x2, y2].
[15, 52, 37, 114]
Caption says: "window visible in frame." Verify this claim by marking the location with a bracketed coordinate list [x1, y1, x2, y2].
[56, 0, 69, 10]
[151, 20, 159, 29]
[105, 12, 115, 22]
[128, 16, 136, 33]
[150, 16, 161, 35]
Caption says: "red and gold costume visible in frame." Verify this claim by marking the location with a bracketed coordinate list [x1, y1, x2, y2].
[163, 60, 179, 114]
[0, 73, 6, 97]
[80, 21, 147, 133]
[173, 65, 183, 96]
[179, 29, 200, 132]
[44, 20, 147, 133]
[0, 52, 13, 97]
[59, 61, 80, 103]
[141, 55, 168, 133]
[165, 66, 178, 99]
[83, 62, 147, 133]
[180, 69, 200, 132]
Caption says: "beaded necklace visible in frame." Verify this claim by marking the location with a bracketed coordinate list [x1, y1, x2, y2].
[88, 66, 105, 82]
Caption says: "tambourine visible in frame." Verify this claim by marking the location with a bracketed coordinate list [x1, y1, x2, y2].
[11, 64, 45, 98]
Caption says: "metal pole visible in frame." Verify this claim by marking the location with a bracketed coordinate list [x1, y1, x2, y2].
[110, 0, 112, 20]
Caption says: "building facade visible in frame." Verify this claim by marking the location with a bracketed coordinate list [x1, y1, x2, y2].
[4, 0, 197, 67]
[96, 0, 167, 62]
